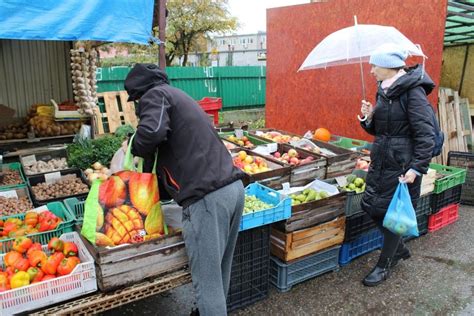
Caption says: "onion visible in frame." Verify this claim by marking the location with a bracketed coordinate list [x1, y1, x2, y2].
[92, 162, 103, 170]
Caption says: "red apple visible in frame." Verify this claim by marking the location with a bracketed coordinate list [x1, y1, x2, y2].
[290, 157, 299, 165]
[274, 152, 281, 158]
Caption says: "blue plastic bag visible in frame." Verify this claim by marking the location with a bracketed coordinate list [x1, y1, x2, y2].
[383, 182, 419, 237]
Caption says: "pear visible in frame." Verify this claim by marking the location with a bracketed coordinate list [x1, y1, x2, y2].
[296, 194, 307, 202]
[304, 190, 318, 202]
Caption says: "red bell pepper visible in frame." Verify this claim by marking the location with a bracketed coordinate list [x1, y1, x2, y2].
[41, 274, 56, 281]
[4, 251, 22, 267]
[41, 252, 64, 275]
[28, 250, 47, 268]
[24, 212, 39, 227]
[47, 237, 64, 252]
[13, 257, 30, 272]
[62, 242, 78, 257]
[12, 236, 33, 254]
[57, 256, 81, 276]
[2, 221, 19, 237]
[0, 271, 10, 292]
[27, 243, 43, 259]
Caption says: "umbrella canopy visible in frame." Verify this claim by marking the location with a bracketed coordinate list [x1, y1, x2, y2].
[299, 24, 425, 71]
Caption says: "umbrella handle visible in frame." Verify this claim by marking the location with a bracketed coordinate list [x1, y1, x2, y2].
[357, 114, 367, 122]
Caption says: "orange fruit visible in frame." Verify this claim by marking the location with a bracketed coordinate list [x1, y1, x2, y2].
[313, 128, 331, 142]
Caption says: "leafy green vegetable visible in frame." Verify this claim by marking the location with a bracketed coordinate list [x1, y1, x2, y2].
[67, 135, 123, 170]
[114, 124, 135, 140]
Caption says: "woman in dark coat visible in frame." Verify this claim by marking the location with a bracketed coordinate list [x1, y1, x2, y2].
[359, 44, 435, 286]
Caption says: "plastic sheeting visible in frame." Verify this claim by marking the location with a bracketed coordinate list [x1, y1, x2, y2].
[0, 0, 154, 44]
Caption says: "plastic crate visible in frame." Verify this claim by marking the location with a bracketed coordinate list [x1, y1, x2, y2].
[428, 203, 459, 233]
[0, 232, 97, 315]
[197, 97, 222, 125]
[429, 163, 467, 194]
[27, 169, 89, 206]
[20, 148, 71, 177]
[448, 151, 474, 205]
[339, 229, 383, 266]
[0, 162, 26, 190]
[344, 211, 377, 242]
[329, 135, 369, 151]
[227, 225, 270, 312]
[270, 246, 340, 292]
[0, 186, 34, 217]
[63, 197, 87, 225]
[241, 183, 291, 231]
[0, 201, 75, 253]
[344, 192, 364, 217]
[430, 185, 462, 214]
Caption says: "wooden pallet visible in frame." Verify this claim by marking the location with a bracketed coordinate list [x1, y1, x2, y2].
[32, 268, 191, 316]
[270, 216, 345, 262]
[94, 91, 138, 135]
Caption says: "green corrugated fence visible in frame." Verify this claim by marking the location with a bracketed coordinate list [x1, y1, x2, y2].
[96, 66, 266, 110]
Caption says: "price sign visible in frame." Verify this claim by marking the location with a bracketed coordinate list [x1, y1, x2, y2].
[335, 176, 348, 187]
[0, 190, 18, 199]
[235, 129, 244, 138]
[266, 143, 278, 153]
[45, 171, 61, 184]
[22, 155, 37, 167]
[31, 205, 48, 213]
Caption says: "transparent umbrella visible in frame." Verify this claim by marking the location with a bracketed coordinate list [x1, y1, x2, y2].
[299, 17, 426, 120]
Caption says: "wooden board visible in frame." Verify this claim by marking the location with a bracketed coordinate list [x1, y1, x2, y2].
[94, 91, 138, 135]
[459, 98, 473, 150]
[270, 216, 345, 262]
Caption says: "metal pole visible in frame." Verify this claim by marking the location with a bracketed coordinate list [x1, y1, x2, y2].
[354, 16, 366, 101]
[158, 0, 167, 70]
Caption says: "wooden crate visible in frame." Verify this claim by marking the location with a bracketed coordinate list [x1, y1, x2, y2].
[94, 91, 138, 135]
[310, 139, 358, 178]
[276, 143, 326, 186]
[270, 216, 345, 262]
[235, 149, 291, 190]
[81, 233, 188, 292]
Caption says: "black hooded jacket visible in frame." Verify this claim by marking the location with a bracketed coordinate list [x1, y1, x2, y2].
[124, 64, 244, 208]
[360, 65, 436, 219]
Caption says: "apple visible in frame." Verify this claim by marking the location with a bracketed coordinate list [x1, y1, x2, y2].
[290, 157, 299, 165]
[244, 155, 254, 164]
[288, 149, 298, 158]
[274, 152, 281, 158]
[238, 151, 247, 161]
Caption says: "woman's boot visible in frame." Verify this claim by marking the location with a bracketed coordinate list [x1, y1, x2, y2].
[363, 257, 392, 287]
[391, 241, 411, 268]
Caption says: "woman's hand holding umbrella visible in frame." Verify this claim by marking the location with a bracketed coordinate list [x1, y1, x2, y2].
[359, 100, 374, 122]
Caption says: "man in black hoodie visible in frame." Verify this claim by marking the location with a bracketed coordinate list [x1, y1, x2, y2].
[124, 63, 245, 315]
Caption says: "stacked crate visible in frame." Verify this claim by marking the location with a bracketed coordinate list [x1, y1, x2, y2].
[269, 181, 346, 292]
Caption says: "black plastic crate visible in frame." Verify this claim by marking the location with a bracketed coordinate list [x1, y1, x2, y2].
[448, 151, 474, 205]
[344, 211, 377, 242]
[430, 185, 462, 214]
[227, 225, 270, 312]
[415, 194, 432, 217]
[403, 213, 429, 242]
[27, 169, 90, 206]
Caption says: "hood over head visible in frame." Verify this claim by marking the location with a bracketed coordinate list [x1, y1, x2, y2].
[384, 64, 435, 99]
[124, 63, 169, 101]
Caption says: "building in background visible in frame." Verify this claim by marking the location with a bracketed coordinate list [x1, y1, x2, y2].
[186, 32, 267, 66]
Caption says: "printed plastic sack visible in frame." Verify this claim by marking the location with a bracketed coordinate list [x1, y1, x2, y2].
[81, 134, 167, 247]
[383, 182, 419, 237]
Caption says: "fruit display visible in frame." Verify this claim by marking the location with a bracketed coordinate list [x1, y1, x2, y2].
[0, 197, 33, 216]
[271, 148, 315, 166]
[289, 188, 330, 206]
[87, 170, 166, 247]
[70, 46, 99, 115]
[313, 128, 331, 142]
[243, 195, 273, 214]
[84, 162, 111, 183]
[222, 140, 237, 151]
[233, 151, 271, 174]
[226, 135, 255, 148]
[0, 210, 62, 239]
[23, 158, 69, 175]
[340, 174, 366, 193]
[0, 170, 23, 187]
[31, 175, 89, 201]
[0, 236, 81, 291]
[258, 131, 301, 143]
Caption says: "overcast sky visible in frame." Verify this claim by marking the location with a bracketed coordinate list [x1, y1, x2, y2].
[227, 0, 309, 34]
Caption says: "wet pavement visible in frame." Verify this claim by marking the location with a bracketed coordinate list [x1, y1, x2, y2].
[103, 205, 474, 315]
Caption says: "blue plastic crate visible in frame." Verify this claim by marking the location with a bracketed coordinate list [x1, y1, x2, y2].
[339, 228, 383, 266]
[270, 246, 340, 292]
[240, 183, 291, 232]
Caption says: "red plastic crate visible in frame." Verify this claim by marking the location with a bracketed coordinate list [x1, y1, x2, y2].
[428, 203, 459, 232]
[197, 97, 222, 125]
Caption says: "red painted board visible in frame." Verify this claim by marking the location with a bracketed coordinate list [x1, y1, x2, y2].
[266, 0, 447, 141]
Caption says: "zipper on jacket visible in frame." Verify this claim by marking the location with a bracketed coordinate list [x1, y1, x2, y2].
[376, 98, 392, 195]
